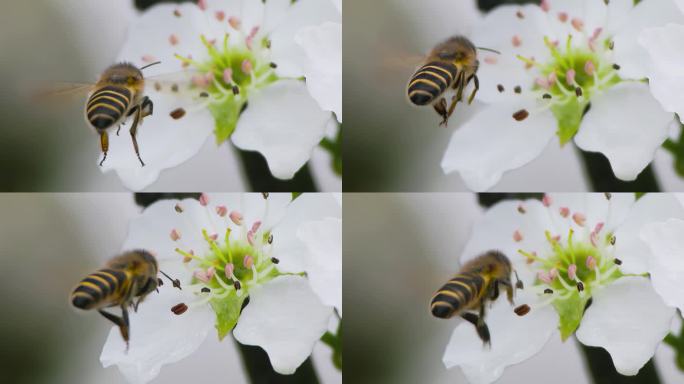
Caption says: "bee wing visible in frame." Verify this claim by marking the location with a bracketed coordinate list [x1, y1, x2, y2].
[31, 82, 94, 102]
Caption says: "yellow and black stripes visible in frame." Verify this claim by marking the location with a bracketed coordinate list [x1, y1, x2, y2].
[430, 273, 485, 318]
[86, 86, 131, 130]
[71, 268, 127, 310]
[407, 62, 459, 106]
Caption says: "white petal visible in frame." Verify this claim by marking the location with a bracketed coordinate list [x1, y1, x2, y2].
[576, 276, 675, 376]
[329, 0, 341, 14]
[443, 290, 557, 384]
[122, 198, 213, 261]
[441, 104, 555, 192]
[575, 82, 671, 181]
[297, 217, 342, 315]
[273, 193, 341, 273]
[614, 193, 684, 274]
[100, 287, 214, 384]
[233, 275, 333, 374]
[547, 193, 635, 234]
[269, 0, 340, 78]
[639, 24, 684, 119]
[295, 22, 342, 122]
[612, 0, 683, 79]
[640, 219, 684, 313]
[232, 80, 331, 180]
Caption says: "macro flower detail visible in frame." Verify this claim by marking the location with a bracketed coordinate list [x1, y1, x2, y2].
[441, 0, 675, 191]
[104, 0, 341, 189]
[99, 193, 341, 383]
[443, 194, 681, 383]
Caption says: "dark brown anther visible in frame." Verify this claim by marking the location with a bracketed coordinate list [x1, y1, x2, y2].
[271, 257, 280, 264]
[497, 84, 505, 93]
[171, 84, 179, 93]
[175, 203, 184, 213]
[269, 62, 278, 68]
[154, 82, 162, 91]
[612, 63, 621, 70]
[232, 85, 240, 95]
[514, 304, 531, 316]
[577, 282, 585, 292]
[575, 87, 583, 97]
[234, 280, 242, 290]
[173, 9, 182, 17]
[262, 192, 269, 199]
[171, 303, 188, 315]
[513, 109, 530, 121]
[199, 91, 209, 98]
[610, 235, 616, 245]
[518, 205, 526, 214]
[514, 85, 522, 94]
[544, 288, 553, 294]
[613, 258, 622, 265]
[542, 93, 552, 99]
[609, 40, 615, 50]
[201, 287, 211, 293]
[516, 10, 525, 19]
[268, 234, 274, 244]
[170, 108, 186, 120]
[605, 192, 612, 200]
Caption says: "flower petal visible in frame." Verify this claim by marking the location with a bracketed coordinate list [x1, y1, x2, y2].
[122, 198, 213, 262]
[232, 80, 331, 180]
[273, 193, 341, 273]
[100, 286, 214, 384]
[640, 219, 684, 313]
[547, 193, 635, 234]
[576, 276, 675, 376]
[443, 290, 557, 384]
[233, 275, 333, 374]
[297, 217, 342, 315]
[613, 193, 684, 274]
[295, 22, 342, 122]
[441, 105, 555, 192]
[575, 82, 671, 181]
[639, 24, 684, 119]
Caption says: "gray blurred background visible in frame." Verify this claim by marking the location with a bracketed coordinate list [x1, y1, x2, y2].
[343, 0, 684, 192]
[0, 194, 341, 384]
[343, 193, 684, 383]
[0, 0, 340, 192]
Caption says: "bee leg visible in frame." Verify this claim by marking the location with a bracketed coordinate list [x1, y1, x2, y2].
[434, 98, 448, 125]
[99, 131, 109, 166]
[467, 75, 479, 105]
[122, 306, 130, 352]
[98, 309, 129, 350]
[140, 96, 153, 119]
[498, 279, 516, 305]
[128, 107, 146, 167]
[442, 72, 466, 126]
[490, 281, 500, 301]
[461, 311, 491, 346]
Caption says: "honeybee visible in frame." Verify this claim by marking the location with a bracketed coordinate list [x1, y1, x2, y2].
[70, 250, 178, 349]
[407, 36, 492, 126]
[38, 61, 179, 167]
[430, 250, 523, 346]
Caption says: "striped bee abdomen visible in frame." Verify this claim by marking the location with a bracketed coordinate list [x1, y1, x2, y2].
[430, 273, 484, 318]
[408, 62, 458, 106]
[86, 85, 131, 130]
[71, 268, 127, 310]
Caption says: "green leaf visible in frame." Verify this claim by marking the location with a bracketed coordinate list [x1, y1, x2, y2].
[210, 292, 248, 340]
[553, 293, 590, 341]
[209, 98, 244, 144]
[321, 320, 342, 370]
[551, 98, 588, 146]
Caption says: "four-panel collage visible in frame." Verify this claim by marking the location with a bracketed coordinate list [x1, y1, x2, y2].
[3, 1, 684, 384]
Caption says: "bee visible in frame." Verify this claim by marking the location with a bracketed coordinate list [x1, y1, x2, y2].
[70, 250, 178, 349]
[407, 36, 493, 126]
[37, 61, 168, 167]
[430, 250, 522, 346]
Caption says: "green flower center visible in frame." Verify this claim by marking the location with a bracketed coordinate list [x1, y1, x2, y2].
[519, 35, 621, 144]
[176, 33, 279, 143]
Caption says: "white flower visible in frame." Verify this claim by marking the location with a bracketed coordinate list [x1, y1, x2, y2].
[441, 0, 676, 191]
[103, 0, 340, 190]
[637, 1, 684, 121]
[100, 193, 341, 383]
[443, 193, 682, 383]
[640, 217, 684, 314]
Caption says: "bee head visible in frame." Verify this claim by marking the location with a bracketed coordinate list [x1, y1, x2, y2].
[101, 62, 144, 86]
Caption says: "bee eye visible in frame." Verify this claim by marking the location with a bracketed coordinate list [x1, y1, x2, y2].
[127, 76, 136, 84]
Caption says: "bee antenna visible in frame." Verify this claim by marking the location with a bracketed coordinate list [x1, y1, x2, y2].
[160, 270, 182, 290]
[140, 61, 162, 70]
[477, 47, 501, 55]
